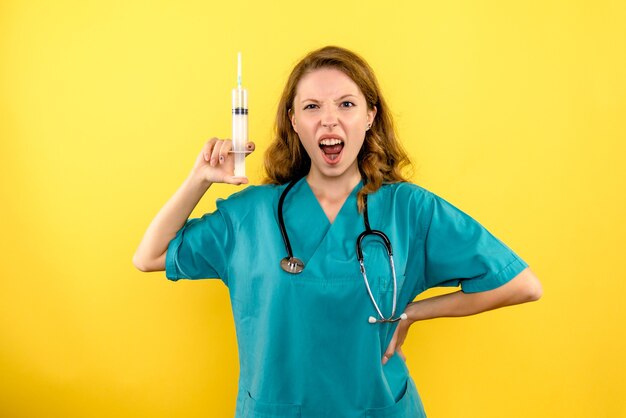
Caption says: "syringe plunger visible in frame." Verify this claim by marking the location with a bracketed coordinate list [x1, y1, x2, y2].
[232, 52, 247, 177]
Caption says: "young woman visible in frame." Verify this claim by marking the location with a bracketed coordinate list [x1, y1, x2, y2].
[133, 46, 542, 418]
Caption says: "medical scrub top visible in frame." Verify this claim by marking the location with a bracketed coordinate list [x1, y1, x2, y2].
[165, 179, 528, 418]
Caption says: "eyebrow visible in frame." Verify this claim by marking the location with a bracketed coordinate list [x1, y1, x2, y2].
[299, 94, 358, 103]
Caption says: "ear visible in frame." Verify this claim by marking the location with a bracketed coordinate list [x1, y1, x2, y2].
[289, 109, 298, 133]
[367, 105, 377, 127]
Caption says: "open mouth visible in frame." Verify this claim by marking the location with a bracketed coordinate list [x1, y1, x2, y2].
[319, 138, 344, 163]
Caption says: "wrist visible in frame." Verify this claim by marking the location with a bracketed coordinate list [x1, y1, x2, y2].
[404, 301, 424, 324]
[185, 173, 212, 191]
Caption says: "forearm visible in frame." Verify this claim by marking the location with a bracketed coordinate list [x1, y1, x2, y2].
[133, 175, 212, 271]
[405, 268, 542, 323]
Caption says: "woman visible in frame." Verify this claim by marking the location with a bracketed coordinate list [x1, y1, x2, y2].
[133, 46, 542, 417]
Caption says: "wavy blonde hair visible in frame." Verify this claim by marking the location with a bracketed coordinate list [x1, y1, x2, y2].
[263, 46, 411, 212]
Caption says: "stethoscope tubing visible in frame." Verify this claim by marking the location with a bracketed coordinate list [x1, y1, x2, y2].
[277, 178, 299, 260]
[357, 228, 401, 323]
[278, 178, 407, 323]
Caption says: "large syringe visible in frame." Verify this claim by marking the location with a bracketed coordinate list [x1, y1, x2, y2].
[232, 52, 248, 177]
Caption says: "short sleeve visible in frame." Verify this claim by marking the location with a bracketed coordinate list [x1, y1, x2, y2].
[165, 209, 231, 285]
[423, 192, 528, 293]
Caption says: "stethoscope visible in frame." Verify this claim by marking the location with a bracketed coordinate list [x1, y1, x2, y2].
[277, 178, 408, 324]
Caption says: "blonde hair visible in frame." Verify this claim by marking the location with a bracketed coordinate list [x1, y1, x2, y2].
[263, 46, 411, 212]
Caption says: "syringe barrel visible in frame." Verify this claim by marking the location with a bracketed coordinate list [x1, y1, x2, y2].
[232, 87, 248, 177]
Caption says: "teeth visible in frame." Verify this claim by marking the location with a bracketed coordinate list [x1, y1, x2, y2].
[319, 138, 343, 146]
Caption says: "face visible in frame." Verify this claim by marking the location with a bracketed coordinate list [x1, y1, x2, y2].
[290, 68, 376, 183]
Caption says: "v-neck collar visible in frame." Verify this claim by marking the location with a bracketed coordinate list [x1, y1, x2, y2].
[302, 177, 363, 226]
[282, 177, 364, 268]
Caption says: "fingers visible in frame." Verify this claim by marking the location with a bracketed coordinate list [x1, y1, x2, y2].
[197, 138, 254, 186]
[228, 141, 255, 156]
[202, 137, 218, 163]
[245, 141, 255, 157]
[219, 141, 233, 164]
[383, 329, 398, 365]
[209, 139, 227, 167]
[383, 320, 412, 365]
[203, 139, 255, 166]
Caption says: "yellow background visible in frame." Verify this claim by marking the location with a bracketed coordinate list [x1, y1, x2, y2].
[1, 0, 624, 417]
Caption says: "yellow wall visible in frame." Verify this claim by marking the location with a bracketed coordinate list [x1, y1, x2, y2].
[1, 0, 624, 416]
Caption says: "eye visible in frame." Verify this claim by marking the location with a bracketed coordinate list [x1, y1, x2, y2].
[340, 101, 355, 108]
[303, 103, 319, 110]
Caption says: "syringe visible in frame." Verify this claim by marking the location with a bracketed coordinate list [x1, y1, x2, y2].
[231, 52, 248, 178]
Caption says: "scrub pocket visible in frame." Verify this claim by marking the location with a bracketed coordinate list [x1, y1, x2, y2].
[376, 274, 407, 316]
[243, 391, 302, 418]
[365, 377, 426, 418]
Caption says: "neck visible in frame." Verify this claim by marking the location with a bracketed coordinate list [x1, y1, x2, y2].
[306, 164, 362, 202]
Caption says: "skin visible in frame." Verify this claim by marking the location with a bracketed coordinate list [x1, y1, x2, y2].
[290, 67, 376, 223]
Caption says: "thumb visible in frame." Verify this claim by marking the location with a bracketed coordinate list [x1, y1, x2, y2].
[223, 176, 249, 185]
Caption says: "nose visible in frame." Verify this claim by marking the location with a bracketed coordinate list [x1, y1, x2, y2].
[321, 105, 339, 128]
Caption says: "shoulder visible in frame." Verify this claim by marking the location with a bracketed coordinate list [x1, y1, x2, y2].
[381, 182, 471, 214]
[376, 182, 470, 233]
[367, 182, 438, 234]
[219, 183, 280, 201]
[214, 183, 285, 224]
[377, 181, 436, 208]
[216, 183, 281, 208]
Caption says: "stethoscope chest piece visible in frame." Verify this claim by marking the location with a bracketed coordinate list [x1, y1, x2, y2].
[280, 256, 305, 274]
